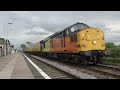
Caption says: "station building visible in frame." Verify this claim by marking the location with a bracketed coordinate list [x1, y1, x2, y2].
[0, 38, 15, 56]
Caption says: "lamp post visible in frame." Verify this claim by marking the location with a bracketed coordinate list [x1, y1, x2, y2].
[7, 23, 13, 40]
[3, 23, 6, 56]
[6, 22, 13, 55]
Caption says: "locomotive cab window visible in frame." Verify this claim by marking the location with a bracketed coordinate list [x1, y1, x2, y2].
[77, 23, 90, 30]
[71, 23, 90, 32]
[71, 25, 77, 32]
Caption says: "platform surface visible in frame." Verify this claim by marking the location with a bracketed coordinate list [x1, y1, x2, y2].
[0, 53, 35, 79]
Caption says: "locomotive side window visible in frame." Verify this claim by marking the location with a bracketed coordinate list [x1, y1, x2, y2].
[65, 28, 71, 36]
[66, 30, 69, 36]
[56, 32, 64, 38]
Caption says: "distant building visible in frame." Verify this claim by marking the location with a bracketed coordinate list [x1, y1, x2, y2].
[0, 38, 6, 56]
[0, 38, 15, 56]
[11, 46, 17, 54]
[6, 40, 13, 55]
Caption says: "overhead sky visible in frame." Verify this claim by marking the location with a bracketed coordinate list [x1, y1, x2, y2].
[0, 11, 120, 49]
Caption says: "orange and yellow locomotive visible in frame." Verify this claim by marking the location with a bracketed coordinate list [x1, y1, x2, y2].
[24, 22, 105, 65]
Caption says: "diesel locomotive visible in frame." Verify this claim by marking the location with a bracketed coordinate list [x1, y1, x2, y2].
[24, 22, 106, 65]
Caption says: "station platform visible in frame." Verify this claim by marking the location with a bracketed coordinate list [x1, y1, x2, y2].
[0, 53, 35, 79]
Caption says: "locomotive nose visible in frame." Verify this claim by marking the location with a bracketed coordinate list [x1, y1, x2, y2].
[77, 28, 105, 51]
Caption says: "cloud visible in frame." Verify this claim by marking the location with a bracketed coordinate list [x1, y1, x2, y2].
[9, 11, 30, 17]
[31, 16, 40, 22]
[27, 31, 49, 35]
[114, 42, 120, 46]
[26, 26, 53, 35]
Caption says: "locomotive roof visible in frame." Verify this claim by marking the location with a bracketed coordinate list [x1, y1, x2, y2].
[53, 22, 90, 33]
[41, 22, 90, 42]
[50, 22, 85, 35]
[64, 22, 89, 29]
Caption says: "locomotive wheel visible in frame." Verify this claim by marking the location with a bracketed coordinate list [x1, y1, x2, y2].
[80, 57, 87, 66]
[58, 54, 64, 61]
[74, 57, 79, 63]
[80, 60, 87, 65]
[98, 57, 103, 64]
[92, 54, 99, 65]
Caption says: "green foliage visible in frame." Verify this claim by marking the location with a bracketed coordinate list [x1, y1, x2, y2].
[105, 42, 120, 58]
[20, 44, 26, 50]
[105, 42, 118, 49]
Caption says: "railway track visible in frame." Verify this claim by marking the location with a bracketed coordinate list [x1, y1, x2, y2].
[25, 53, 120, 79]
[69, 61, 120, 79]
[58, 61, 120, 79]
[49, 57, 120, 79]
[80, 65, 120, 79]
[24, 54, 78, 79]
[97, 64, 120, 71]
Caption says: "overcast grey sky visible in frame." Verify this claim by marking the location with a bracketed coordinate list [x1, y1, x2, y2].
[0, 11, 120, 49]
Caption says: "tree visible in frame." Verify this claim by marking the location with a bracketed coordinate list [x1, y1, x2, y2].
[20, 44, 26, 51]
[105, 42, 120, 58]
[105, 42, 117, 49]
[26, 42, 31, 46]
[26, 42, 34, 47]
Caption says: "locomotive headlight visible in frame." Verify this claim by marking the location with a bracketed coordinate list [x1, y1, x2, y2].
[93, 41, 96, 44]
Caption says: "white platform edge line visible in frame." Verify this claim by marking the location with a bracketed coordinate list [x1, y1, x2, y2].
[22, 53, 51, 79]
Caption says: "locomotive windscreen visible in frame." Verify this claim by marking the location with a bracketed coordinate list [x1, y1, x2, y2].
[71, 23, 90, 32]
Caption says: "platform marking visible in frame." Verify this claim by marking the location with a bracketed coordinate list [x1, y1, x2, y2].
[22, 53, 51, 79]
